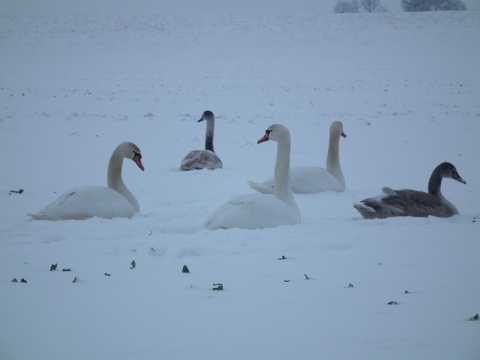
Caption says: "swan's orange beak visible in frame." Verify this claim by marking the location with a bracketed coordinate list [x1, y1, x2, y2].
[257, 133, 270, 144]
[133, 154, 145, 171]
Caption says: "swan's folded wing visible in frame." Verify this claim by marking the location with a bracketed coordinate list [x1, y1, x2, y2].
[180, 150, 222, 171]
[249, 166, 344, 194]
[387, 190, 455, 217]
[205, 194, 300, 230]
[28, 186, 136, 220]
[290, 166, 344, 193]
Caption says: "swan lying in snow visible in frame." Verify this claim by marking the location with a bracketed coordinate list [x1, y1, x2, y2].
[180, 110, 223, 171]
[28, 142, 144, 220]
[248, 121, 346, 194]
[205, 124, 301, 230]
[353, 162, 466, 219]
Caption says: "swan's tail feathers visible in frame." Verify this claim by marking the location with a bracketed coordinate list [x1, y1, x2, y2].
[27, 212, 57, 220]
[353, 202, 376, 217]
[354, 199, 404, 219]
[27, 212, 42, 220]
[247, 181, 275, 194]
[381, 187, 397, 196]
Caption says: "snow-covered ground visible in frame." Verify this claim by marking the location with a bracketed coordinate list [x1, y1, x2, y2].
[1, 4, 479, 360]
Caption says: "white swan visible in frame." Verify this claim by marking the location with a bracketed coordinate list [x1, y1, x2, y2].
[205, 124, 301, 230]
[180, 110, 223, 171]
[353, 162, 466, 219]
[248, 121, 346, 194]
[28, 142, 144, 220]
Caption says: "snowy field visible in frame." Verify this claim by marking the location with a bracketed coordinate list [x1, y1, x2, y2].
[1, 3, 479, 360]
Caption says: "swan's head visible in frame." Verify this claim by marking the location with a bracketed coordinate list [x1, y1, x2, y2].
[331, 121, 346, 138]
[198, 110, 215, 123]
[122, 142, 144, 171]
[438, 162, 466, 184]
[257, 124, 290, 144]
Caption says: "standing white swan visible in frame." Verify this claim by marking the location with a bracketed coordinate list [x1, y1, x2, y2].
[353, 162, 466, 219]
[180, 110, 223, 171]
[248, 121, 346, 194]
[205, 124, 301, 230]
[28, 142, 144, 220]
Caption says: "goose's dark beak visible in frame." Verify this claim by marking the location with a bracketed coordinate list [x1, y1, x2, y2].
[453, 171, 466, 184]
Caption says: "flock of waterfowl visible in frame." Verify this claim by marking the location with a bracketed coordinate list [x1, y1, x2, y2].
[28, 110, 467, 228]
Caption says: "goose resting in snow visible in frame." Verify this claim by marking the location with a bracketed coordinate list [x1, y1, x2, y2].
[353, 162, 466, 219]
[205, 124, 301, 230]
[28, 142, 144, 220]
[180, 110, 223, 171]
[248, 121, 346, 194]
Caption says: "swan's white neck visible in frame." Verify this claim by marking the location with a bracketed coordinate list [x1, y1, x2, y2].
[326, 131, 345, 186]
[273, 135, 300, 217]
[107, 147, 139, 212]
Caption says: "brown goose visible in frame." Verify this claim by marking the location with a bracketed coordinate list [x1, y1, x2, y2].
[354, 162, 465, 219]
